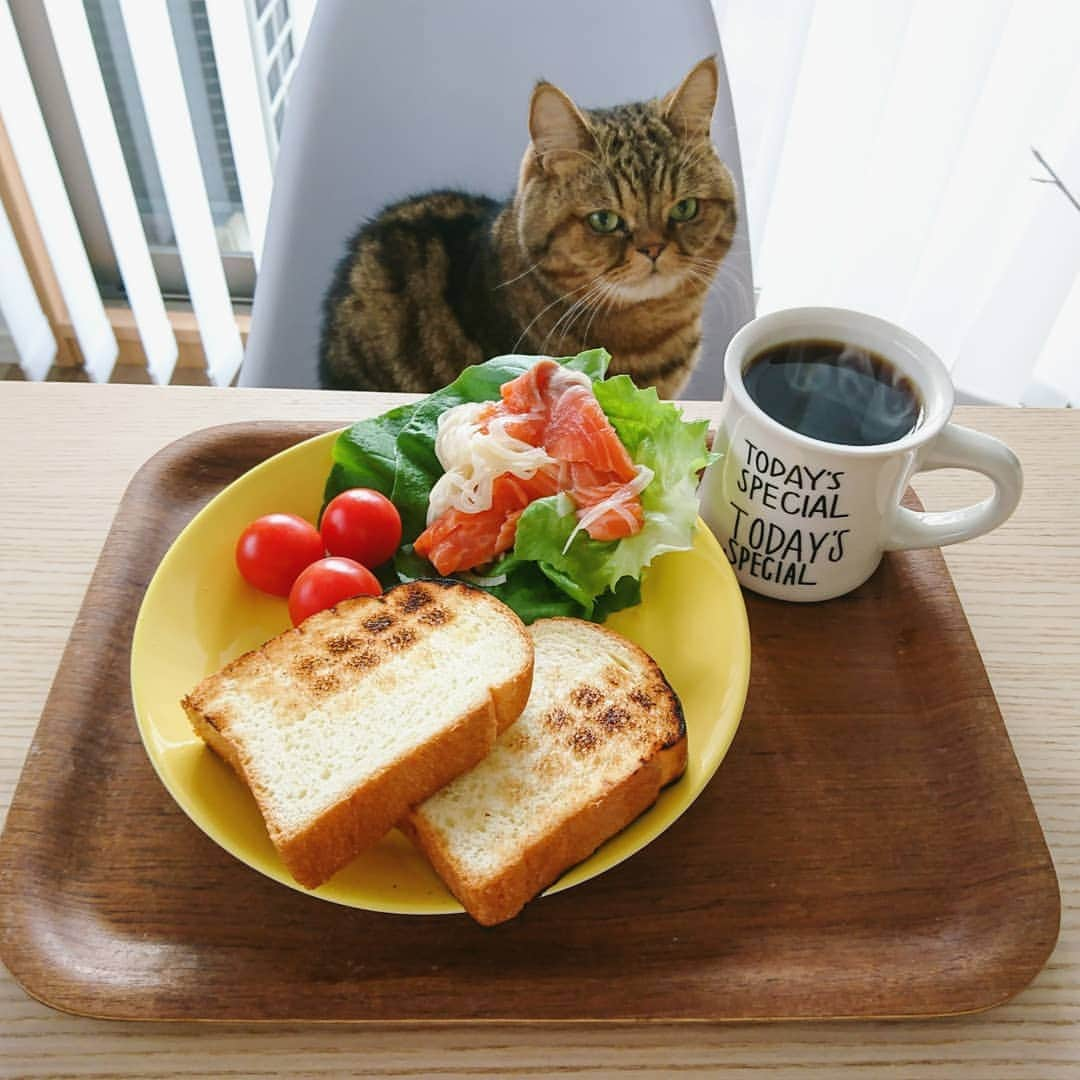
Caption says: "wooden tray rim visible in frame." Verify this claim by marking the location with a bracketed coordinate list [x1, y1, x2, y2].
[0, 421, 1061, 1024]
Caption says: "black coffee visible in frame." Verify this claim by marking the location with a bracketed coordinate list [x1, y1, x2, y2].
[742, 339, 923, 446]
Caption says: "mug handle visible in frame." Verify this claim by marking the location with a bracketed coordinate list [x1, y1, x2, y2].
[884, 423, 1023, 551]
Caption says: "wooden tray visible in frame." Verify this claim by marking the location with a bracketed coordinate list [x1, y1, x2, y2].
[0, 422, 1060, 1022]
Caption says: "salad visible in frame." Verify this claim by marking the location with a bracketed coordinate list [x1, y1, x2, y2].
[323, 349, 715, 624]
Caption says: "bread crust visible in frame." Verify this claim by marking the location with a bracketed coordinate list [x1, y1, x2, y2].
[181, 580, 534, 889]
[405, 736, 686, 925]
[405, 618, 688, 925]
[277, 695, 495, 888]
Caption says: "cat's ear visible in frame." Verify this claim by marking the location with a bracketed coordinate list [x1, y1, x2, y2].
[528, 81, 594, 174]
[663, 56, 719, 139]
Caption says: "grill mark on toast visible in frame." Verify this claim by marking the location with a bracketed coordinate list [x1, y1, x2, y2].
[571, 728, 597, 754]
[545, 706, 572, 731]
[346, 649, 380, 670]
[185, 580, 524, 750]
[398, 584, 433, 612]
[419, 606, 449, 626]
[570, 685, 603, 709]
[387, 627, 417, 649]
[326, 634, 360, 653]
[407, 618, 686, 925]
[279, 594, 460, 686]
[291, 654, 343, 697]
[181, 580, 534, 892]
[560, 669, 678, 755]
[598, 705, 630, 730]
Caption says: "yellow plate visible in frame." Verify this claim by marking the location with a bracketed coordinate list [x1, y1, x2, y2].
[131, 428, 751, 913]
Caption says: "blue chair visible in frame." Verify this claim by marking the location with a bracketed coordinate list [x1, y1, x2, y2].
[241, 0, 754, 399]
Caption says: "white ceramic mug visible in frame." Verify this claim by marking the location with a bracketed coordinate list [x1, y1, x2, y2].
[699, 307, 1023, 602]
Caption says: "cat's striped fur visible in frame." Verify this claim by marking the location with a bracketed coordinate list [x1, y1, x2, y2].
[320, 58, 736, 398]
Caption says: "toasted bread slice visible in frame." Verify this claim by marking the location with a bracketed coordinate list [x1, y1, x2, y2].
[403, 617, 687, 925]
[182, 580, 533, 889]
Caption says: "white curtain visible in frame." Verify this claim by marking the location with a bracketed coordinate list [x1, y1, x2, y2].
[716, 0, 1080, 405]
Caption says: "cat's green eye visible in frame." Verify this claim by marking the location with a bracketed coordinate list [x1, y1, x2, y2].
[587, 210, 623, 234]
[669, 197, 699, 222]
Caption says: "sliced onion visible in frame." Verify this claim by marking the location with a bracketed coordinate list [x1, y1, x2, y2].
[427, 401, 556, 524]
[459, 571, 508, 587]
[548, 366, 592, 392]
[562, 464, 654, 554]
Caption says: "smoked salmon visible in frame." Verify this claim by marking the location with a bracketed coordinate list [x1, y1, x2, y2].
[414, 360, 649, 575]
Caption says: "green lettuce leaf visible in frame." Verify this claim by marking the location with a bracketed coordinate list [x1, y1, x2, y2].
[324, 349, 609, 541]
[323, 350, 711, 624]
[592, 374, 718, 580]
[500, 376, 716, 616]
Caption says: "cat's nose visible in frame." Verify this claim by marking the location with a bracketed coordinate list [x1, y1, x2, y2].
[637, 242, 667, 263]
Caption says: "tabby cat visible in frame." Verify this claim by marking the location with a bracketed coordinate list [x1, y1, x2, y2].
[320, 57, 736, 398]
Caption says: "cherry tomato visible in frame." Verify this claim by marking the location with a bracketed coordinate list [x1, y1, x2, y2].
[288, 556, 382, 625]
[321, 488, 402, 568]
[235, 513, 324, 597]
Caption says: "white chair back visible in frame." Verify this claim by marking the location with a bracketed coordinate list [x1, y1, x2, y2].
[241, 0, 754, 399]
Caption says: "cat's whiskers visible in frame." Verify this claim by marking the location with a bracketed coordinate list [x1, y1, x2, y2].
[543, 275, 607, 336]
[493, 262, 540, 291]
[324, 61, 743, 393]
[681, 257, 722, 282]
[682, 252, 724, 272]
[717, 262, 755, 296]
[688, 237, 753, 283]
[679, 264, 738, 333]
[544, 274, 613, 351]
[512, 271, 607, 353]
[680, 267, 716, 291]
[562, 278, 619, 350]
[682, 255, 753, 305]
[714, 277, 741, 338]
[678, 124, 738, 173]
[601, 284, 623, 334]
[553, 147, 605, 171]
[695, 246, 747, 276]
[682, 263, 738, 321]
[682, 265, 725, 298]
[543, 286, 600, 349]
[679, 143, 718, 175]
[581, 279, 619, 347]
[683, 259, 756, 336]
[683, 261, 734, 297]
[701, 256, 756, 307]
[549, 297, 597, 352]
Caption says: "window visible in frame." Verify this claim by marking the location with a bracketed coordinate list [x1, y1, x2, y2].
[254, 0, 297, 150]
[10, 0, 302, 303]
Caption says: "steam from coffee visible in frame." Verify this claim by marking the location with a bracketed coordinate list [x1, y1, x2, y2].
[742, 339, 923, 446]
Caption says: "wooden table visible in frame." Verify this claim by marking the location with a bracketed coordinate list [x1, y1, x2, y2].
[0, 383, 1076, 1078]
